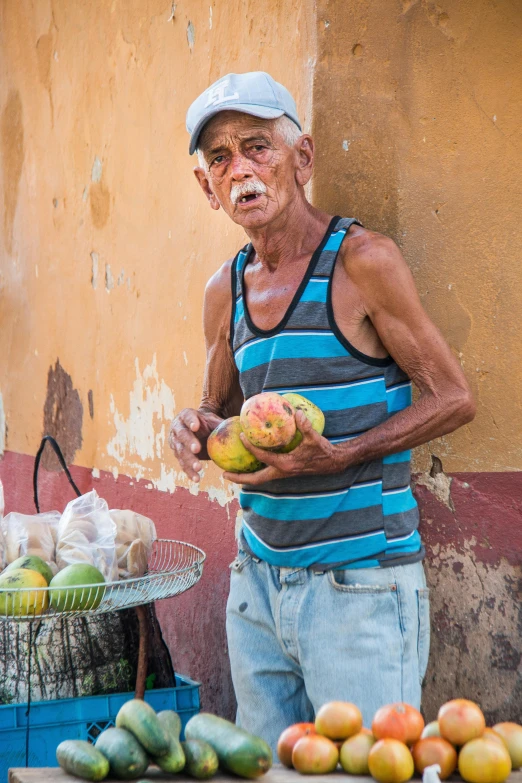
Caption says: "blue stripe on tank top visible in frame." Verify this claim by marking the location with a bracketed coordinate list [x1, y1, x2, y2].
[241, 523, 421, 568]
[234, 297, 245, 323]
[234, 331, 350, 372]
[240, 480, 382, 522]
[259, 378, 386, 411]
[383, 450, 411, 464]
[300, 279, 329, 303]
[382, 486, 418, 516]
[386, 382, 412, 413]
[322, 230, 348, 252]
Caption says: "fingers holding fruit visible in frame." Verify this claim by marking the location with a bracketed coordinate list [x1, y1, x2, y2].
[169, 409, 219, 482]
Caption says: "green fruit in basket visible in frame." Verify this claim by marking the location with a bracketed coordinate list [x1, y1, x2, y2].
[57, 739, 110, 781]
[183, 739, 220, 779]
[49, 564, 105, 612]
[5, 555, 54, 585]
[0, 568, 49, 616]
[116, 698, 170, 757]
[151, 710, 186, 773]
[95, 727, 149, 780]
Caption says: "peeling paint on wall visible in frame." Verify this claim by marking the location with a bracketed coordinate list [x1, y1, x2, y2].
[107, 355, 176, 468]
[42, 360, 83, 469]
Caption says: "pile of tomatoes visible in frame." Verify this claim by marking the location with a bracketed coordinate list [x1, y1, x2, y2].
[277, 699, 522, 783]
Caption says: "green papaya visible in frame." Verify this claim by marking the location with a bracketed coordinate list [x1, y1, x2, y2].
[56, 739, 110, 781]
[115, 698, 170, 757]
[182, 739, 219, 779]
[151, 710, 185, 773]
[95, 727, 149, 780]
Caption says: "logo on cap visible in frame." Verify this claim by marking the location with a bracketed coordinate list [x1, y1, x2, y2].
[204, 79, 240, 108]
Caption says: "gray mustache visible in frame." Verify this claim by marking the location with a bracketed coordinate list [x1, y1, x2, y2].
[230, 181, 267, 205]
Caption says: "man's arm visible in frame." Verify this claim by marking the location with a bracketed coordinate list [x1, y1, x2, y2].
[225, 233, 475, 484]
[168, 259, 243, 481]
[336, 232, 476, 467]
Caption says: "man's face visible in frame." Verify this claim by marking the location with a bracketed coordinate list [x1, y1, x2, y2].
[194, 112, 312, 230]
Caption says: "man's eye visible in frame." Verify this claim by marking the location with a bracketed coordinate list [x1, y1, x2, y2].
[211, 155, 225, 165]
[252, 145, 265, 152]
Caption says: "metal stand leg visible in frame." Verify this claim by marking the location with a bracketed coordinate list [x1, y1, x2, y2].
[134, 605, 149, 699]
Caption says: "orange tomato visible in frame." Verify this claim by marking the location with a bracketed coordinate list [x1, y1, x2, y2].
[368, 738, 414, 783]
[438, 699, 485, 746]
[315, 701, 363, 741]
[411, 737, 457, 779]
[292, 734, 339, 774]
[458, 737, 511, 783]
[372, 703, 425, 745]
[277, 723, 316, 768]
[493, 723, 522, 769]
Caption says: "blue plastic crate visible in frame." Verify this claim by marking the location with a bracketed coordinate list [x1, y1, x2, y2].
[0, 673, 200, 782]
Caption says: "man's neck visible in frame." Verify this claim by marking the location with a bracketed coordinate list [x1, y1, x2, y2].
[244, 196, 332, 271]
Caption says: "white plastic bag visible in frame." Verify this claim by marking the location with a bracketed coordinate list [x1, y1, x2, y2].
[110, 509, 156, 579]
[1, 511, 60, 574]
[56, 490, 117, 581]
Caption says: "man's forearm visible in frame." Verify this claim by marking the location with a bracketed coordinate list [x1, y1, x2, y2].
[336, 391, 475, 469]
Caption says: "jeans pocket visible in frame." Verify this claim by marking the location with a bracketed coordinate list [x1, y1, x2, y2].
[417, 588, 431, 685]
[327, 570, 398, 594]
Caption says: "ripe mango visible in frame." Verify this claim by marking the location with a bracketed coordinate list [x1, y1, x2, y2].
[0, 568, 49, 616]
[240, 392, 296, 449]
[207, 417, 263, 473]
[277, 393, 325, 452]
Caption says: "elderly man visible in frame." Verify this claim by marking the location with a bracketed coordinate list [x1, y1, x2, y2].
[169, 72, 475, 751]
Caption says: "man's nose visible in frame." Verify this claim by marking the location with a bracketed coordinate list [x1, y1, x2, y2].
[230, 152, 253, 180]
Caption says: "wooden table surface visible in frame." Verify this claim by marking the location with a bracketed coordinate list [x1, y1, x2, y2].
[9, 767, 522, 783]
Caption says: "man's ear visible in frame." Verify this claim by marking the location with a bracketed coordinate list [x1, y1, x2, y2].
[295, 135, 314, 187]
[194, 167, 221, 211]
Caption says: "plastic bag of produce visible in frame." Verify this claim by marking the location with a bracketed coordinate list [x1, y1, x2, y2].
[1, 510, 60, 574]
[110, 509, 156, 579]
[56, 490, 117, 581]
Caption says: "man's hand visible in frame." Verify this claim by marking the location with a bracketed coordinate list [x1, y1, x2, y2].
[169, 408, 223, 482]
[223, 411, 342, 485]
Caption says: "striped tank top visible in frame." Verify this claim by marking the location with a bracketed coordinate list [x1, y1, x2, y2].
[230, 216, 423, 570]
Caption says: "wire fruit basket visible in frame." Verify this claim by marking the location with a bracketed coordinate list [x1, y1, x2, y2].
[0, 539, 206, 622]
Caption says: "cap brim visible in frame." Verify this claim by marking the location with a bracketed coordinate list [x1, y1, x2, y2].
[189, 104, 285, 155]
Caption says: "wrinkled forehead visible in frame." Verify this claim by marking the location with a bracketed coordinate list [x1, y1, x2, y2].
[198, 111, 278, 153]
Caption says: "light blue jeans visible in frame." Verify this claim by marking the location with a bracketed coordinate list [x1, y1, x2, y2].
[226, 550, 430, 755]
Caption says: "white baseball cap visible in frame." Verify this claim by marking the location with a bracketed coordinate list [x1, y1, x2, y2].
[186, 71, 301, 155]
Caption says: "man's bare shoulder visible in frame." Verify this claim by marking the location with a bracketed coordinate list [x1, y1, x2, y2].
[204, 257, 235, 307]
[341, 225, 404, 279]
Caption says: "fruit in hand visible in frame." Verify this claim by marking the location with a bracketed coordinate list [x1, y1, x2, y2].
[277, 723, 316, 768]
[368, 738, 414, 783]
[207, 417, 263, 473]
[339, 730, 376, 775]
[292, 734, 339, 774]
[277, 393, 325, 452]
[458, 736, 512, 783]
[372, 703, 424, 745]
[411, 737, 457, 779]
[437, 698, 485, 746]
[315, 701, 363, 740]
[492, 723, 522, 769]
[240, 393, 296, 449]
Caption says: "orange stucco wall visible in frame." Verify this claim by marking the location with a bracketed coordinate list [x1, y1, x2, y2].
[0, 0, 315, 494]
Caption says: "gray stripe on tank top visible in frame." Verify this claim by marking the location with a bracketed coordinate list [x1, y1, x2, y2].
[239, 356, 386, 395]
[249, 460, 382, 496]
[243, 506, 385, 548]
[383, 507, 420, 539]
